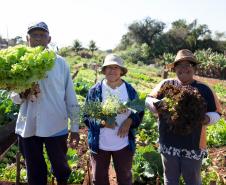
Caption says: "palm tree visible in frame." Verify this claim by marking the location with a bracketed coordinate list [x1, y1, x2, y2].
[88, 40, 98, 56]
[73, 39, 82, 54]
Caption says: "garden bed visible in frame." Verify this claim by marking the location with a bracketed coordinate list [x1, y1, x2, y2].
[0, 128, 91, 185]
[208, 146, 226, 184]
[0, 121, 16, 142]
[0, 121, 16, 156]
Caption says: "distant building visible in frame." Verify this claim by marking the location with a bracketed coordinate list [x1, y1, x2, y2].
[0, 37, 8, 49]
[0, 36, 25, 49]
[0, 43, 8, 49]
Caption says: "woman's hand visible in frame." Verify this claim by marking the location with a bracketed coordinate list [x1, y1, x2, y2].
[117, 118, 132, 138]
[100, 120, 116, 129]
[203, 115, 210, 125]
[153, 98, 165, 110]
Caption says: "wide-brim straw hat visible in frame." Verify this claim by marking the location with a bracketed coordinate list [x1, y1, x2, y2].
[167, 49, 199, 69]
[101, 54, 128, 76]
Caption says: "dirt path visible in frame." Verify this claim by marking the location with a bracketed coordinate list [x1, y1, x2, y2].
[194, 76, 226, 86]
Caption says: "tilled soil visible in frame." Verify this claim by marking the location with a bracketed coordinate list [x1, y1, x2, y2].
[208, 146, 226, 184]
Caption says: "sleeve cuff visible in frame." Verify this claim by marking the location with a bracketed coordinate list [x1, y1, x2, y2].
[205, 112, 221, 125]
[70, 123, 79, 132]
[145, 97, 158, 113]
[10, 92, 24, 104]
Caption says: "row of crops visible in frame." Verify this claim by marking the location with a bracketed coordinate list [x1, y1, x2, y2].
[72, 60, 226, 184]
[0, 143, 87, 184]
[0, 52, 226, 184]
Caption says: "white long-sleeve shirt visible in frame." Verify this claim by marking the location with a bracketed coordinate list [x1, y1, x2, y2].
[11, 55, 80, 138]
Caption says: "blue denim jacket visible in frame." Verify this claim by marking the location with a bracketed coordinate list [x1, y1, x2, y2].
[83, 79, 144, 154]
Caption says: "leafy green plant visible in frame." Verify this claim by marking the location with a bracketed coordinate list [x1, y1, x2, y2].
[213, 83, 226, 99]
[118, 43, 152, 64]
[0, 90, 19, 126]
[128, 72, 154, 82]
[83, 95, 145, 125]
[0, 146, 86, 184]
[67, 148, 85, 184]
[207, 119, 226, 147]
[132, 145, 163, 184]
[201, 170, 223, 185]
[137, 112, 158, 145]
[156, 83, 207, 135]
[0, 45, 55, 92]
[162, 52, 175, 65]
[195, 49, 226, 78]
[74, 80, 93, 97]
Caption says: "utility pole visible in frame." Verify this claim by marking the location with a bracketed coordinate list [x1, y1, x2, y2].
[6, 25, 9, 47]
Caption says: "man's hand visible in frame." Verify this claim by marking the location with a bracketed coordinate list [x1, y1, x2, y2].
[117, 118, 132, 138]
[19, 84, 41, 102]
[68, 132, 80, 149]
[19, 89, 31, 99]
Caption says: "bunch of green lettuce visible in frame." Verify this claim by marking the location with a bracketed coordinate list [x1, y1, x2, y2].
[0, 45, 55, 92]
[83, 95, 145, 125]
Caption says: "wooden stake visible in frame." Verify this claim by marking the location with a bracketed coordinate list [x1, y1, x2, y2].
[16, 152, 21, 185]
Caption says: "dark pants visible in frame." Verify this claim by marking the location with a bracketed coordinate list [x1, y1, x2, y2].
[18, 135, 71, 185]
[161, 153, 202, 185]
[90, 146, 133, 185]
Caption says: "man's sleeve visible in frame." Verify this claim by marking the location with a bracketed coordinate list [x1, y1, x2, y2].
[64, 61, 80, 133]
[10, 92, 24, 104]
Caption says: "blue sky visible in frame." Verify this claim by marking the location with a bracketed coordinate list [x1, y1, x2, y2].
[1, 0, 226, 50]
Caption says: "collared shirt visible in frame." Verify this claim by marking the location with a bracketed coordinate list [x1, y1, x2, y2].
[11, 55, 80, 138]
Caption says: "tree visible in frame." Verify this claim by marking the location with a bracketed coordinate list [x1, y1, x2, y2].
[116, 34, 133, 50]
[160, 19, 212, 53]
[116, 17, 226, 58]
[14, 36, 24, 45]
[73, 39, 82, 54]
[214, 31, 226, 41]
[88, 40, 98, 56]
[171, 19, 188, 29]
[117, 17, 165, 50]
[186, 20, 211, 49]
[127, 17, 165, 48]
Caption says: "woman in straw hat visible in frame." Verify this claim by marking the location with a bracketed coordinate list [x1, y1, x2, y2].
[145, 49, 221, 185]
[83, 54, 144, 185]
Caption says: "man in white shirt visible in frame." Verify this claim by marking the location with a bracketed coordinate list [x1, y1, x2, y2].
[11, 21, 80, 185]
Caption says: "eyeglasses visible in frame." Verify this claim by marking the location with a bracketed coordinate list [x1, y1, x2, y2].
[175, 63, 194, 69]
[29, 33, 49, 39]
